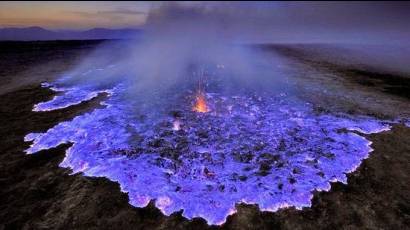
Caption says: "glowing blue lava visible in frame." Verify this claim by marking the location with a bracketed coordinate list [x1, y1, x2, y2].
[25, 79, 395, 225]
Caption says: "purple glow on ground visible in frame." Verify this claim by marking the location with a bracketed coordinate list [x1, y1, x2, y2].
[33, 83, 112, 111]
[25, 80, 395, 225]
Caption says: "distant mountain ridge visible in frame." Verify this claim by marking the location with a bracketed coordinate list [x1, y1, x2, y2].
[0, 27, 142, 40]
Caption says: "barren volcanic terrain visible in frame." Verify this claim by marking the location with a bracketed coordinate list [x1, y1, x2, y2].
[0, 41, 409, 229]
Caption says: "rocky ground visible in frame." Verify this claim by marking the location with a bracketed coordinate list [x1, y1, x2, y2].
[0, 41, 409, 229]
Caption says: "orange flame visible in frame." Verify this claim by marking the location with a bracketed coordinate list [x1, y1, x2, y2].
[193, 91, 209, 113]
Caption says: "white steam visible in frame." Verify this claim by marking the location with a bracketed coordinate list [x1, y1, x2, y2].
[61, 3, 291, 100]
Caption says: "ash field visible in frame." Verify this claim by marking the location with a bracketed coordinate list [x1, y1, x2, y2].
[0, 40, 409, 230]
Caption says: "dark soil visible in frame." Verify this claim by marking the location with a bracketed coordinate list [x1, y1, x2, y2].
[262, 44, 410, 100]
[0, 41, 409, 229]
[0, 40, 106, 94]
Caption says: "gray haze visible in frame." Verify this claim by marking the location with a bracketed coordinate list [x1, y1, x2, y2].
[62, 3, 294, 100]
[1, 2, 410, 44]
[38, 2, 410, 98]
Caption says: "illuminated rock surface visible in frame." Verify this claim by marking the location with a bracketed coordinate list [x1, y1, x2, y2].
[25, 79, 395, 225]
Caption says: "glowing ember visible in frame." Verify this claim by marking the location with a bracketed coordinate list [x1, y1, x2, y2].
[193, 90, 209, 113]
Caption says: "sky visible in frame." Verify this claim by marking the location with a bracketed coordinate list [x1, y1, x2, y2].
[0, 1, 152, 29]
[0, 1, 409, 44]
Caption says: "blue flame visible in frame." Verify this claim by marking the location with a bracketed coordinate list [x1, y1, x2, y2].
[25, 77, 401, 225]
